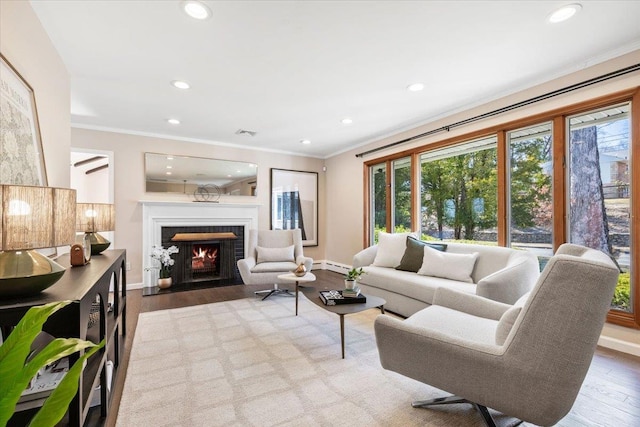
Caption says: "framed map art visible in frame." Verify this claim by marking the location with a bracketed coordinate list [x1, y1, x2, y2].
[0, 53, 47, 186]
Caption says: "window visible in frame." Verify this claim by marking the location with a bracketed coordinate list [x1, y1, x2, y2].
[370, 163, 387, 243]
[567, 103, 632, 312]
[392, 157, 412, 233]
[420, 136, 497, 242]
[507, 123, 553, 258]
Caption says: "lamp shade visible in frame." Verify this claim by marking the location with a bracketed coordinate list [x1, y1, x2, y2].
[76, 203, 115, 232]
[0, 185, 77, 250]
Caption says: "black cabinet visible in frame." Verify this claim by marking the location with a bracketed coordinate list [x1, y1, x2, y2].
[0, 250, 127, 426]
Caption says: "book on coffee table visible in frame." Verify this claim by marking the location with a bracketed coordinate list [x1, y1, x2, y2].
[319, 290, 366, 305]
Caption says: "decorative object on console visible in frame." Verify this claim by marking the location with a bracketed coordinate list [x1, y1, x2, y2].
[75, 203, 115, 255]
[146, 244, 179, 289]
[70, 233, 92, 266]
[0, 185, 76, 297]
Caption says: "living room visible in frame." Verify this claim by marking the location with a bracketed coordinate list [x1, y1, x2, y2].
[2, 1, 640, 426]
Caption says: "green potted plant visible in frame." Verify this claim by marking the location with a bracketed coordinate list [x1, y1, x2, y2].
[0, 301, 104, 427]
[344, 267, 365, 290]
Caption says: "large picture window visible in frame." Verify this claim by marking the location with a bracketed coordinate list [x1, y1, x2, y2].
[364, 89, 639, 327]
[567, 103, 632, 312]
[507, 123, 553, 258]
[420, 136, 497, 243]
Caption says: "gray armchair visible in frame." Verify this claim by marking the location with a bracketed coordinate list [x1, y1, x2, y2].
[237, 229, 313, 299]
[374, 243, 619, 426]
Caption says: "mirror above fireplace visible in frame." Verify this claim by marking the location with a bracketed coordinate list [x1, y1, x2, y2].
[144, 152, 258, 196]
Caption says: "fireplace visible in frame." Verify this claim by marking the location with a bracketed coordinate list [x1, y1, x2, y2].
[147, 226, 244, 294]
[141, 201, 259, 293]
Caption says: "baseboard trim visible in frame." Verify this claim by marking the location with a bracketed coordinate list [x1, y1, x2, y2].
[598, 335, 640, 357]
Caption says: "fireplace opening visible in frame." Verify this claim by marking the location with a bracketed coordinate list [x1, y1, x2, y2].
[191, 243, 219, 279]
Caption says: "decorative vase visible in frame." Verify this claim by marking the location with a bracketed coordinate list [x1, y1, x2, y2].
[293, 263, 307, 277]
[157, 277, 172, 289]
[345, 279, 356, 290]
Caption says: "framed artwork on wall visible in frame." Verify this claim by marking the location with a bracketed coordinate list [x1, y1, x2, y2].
[0, 53, 47, 186]
[270, 168, 318, 246]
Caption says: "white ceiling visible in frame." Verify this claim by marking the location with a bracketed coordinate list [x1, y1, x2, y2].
[30, 1, 640, 159]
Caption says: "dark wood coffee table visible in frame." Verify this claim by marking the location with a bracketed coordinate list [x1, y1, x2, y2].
[301, 285, 385, 359]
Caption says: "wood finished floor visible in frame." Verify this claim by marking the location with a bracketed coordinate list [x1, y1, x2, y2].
[104, 270, 640, 427]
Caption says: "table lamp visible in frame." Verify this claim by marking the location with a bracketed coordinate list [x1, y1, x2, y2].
[0, 185, 77, 297]
[76, 203, 115, 255]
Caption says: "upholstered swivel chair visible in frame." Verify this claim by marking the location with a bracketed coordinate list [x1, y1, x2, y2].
[374, 244, 619, 426]
[237, 229, 313, 299]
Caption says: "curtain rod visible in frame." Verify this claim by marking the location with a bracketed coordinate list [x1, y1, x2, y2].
[355, 63, 640, 158]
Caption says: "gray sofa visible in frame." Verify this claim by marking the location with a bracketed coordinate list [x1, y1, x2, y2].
[353, 241, 540, 317]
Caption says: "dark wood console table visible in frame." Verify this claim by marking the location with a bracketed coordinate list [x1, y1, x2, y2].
[0, 249, 127, 426]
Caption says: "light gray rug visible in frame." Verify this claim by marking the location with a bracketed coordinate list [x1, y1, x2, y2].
[116, 296, 508, 426]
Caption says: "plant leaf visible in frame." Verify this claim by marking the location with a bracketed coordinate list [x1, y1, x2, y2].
[28, 339, 105, 427]
[0, 301, 71, 418]
[0, 337, 98, 426]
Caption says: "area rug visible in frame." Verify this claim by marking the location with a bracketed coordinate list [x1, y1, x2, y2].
[116, 296, 516, 426]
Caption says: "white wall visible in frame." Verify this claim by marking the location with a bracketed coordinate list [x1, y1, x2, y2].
[1, 0, 70, 188]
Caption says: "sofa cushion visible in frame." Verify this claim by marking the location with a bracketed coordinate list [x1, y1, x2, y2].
[373, 231, 415, 268]
[405, 305, 498, 345]
[361, 265, 477, 305]
[251, 261, 298, 273]
[396, 236, 448, 273]
[418, 246, 478, 283]
[256, 245, 295, 263]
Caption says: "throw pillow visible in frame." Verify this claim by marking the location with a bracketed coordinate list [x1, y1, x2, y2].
[256, 245, 295, 263]
[373, 231, 415, 268]
[417, 246, 478, 283]
[396, 236, 448, 273]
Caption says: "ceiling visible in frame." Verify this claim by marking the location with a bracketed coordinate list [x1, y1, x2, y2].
[30, 1, 640, 159]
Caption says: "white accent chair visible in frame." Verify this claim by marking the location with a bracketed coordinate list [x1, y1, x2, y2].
[374, 244, 619, 426]
[237, 229, 313, 299]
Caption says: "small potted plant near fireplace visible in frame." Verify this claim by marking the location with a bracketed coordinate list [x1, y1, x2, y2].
[344, 267, 365, 290]
[147, 245, 179, 289]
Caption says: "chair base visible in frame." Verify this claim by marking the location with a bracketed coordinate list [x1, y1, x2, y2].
[412, 396, 523, 427]
[254, 283, 294, 301]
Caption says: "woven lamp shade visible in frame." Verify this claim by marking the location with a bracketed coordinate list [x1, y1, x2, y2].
[0, 185, 77, 250]
[76, 203, 115, 232]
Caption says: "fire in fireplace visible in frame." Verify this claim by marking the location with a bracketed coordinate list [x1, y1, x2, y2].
[192, 244, 219, 275]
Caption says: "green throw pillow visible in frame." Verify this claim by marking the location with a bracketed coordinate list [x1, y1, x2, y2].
[396, 236, 447, 273]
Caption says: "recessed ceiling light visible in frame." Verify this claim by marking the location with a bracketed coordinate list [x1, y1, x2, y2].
[166, 165, 173, 169]
[182, 1, 212, 20]
[167, 156, 174, 160]
[548, 3, 582, 23]
[167, 118, 181, 125]
[171, 80, 190, 89]
[300, 139, 311, 145]
[407, 83, 425, 92]
[166, 172, 172, 175]
[341, 118, 353, 125]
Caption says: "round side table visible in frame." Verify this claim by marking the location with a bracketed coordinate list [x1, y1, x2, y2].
[277, 272, 316, 315]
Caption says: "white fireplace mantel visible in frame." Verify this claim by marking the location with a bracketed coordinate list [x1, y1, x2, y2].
[141, 201, 260, 287]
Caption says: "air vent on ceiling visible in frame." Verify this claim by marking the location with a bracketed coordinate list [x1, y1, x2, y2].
[235, 129, 257, 137]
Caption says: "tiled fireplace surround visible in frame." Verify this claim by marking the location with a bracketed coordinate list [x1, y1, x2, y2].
[141, 201, 260, 289]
